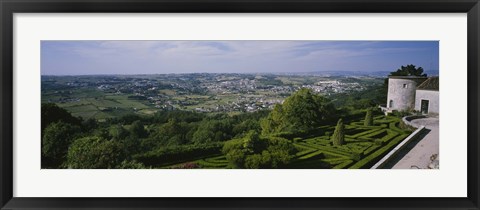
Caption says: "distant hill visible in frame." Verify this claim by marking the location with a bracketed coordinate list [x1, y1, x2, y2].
[282, 70, 439, 78]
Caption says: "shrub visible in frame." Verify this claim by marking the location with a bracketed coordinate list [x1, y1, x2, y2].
[331, 119, 345, 146]
[364, 109, 374, 126]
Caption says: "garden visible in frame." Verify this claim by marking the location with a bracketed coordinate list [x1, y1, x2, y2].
[169, 115, 412, 169]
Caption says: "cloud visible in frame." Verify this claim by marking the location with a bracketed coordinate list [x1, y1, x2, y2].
[41, 40, 439, 75]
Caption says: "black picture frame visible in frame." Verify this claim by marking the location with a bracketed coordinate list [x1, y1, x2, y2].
[1, 0, 479, 209]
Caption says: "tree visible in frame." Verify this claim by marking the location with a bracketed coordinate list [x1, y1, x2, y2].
[192, 126, 215, 144]
[232, 119, 260, 137]
[147, 118, 191, 147]
[260, 104, 285, 135]
[244, 153, 265, 169]
[222, 132, 294, 169]
[261, 88, 335, 134]
[331, 119, 345, 146]
[161, 118, 188, 144]
[42, 121, 81, 168]
[82, 118, 98, 132]
[192, 119, 233, 144]
[66, 136, 126, 169]
[130, 120, 147, 138]
[41, 103, 81, 133]
[282, 88, 334, 129]
[109, 124, 129, 140]
[389, 64, 427, 77]
[364, 109, 374, 126]
[380, 64, 428, 106]
[242, 130, 261, 153]
[122, 135, 142, 155]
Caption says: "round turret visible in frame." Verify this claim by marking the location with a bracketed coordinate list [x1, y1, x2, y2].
[386, 76, 426, 111]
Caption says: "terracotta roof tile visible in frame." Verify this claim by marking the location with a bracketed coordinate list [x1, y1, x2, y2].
[417, 77, 439, 91]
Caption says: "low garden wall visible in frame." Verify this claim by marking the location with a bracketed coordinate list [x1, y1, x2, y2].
[370, 125, 426, 169]
[401, 115, 426, 128]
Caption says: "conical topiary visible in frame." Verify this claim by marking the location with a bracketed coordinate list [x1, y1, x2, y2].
[331, 119, 345, 146]
[364, 109, 373, 126]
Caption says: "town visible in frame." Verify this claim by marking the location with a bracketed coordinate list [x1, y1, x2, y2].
[42, 73, 379, 119]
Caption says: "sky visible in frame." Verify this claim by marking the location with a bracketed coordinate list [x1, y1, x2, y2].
[41, 41, 439, 75]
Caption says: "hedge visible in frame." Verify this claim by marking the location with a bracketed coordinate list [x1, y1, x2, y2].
[380, 130, 400, 142]
[296, 142, 352, 157]
[196, 159, 228, 168]
[205, 156, 229, 164]
[346, 128, 382, 139]
[293, 143, 315, 151]
[333, 160, 354, 169]
[389, 121, 407, 134]
[134, 143, 223, 167]
[349, 134, 409, 169]
[296, 148, 317, 157]
[362, 144, 381, 155]
[323, 157, 351, 165]
[298, 150, 324, 160]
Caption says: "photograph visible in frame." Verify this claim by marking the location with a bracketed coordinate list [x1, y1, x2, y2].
[40, 40, 439, 169]
[2, 0, 477, 208]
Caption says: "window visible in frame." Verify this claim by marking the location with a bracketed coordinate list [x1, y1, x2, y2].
[389, 100, 393, 108]
[403, 84, 407, 88]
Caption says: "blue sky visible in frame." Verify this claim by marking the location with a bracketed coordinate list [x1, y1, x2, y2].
[41, 41, 439, 75]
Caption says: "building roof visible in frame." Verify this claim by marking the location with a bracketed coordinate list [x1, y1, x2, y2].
[417, 77, 439, 91]
[388, 76, 428, 79]
[388, 76, 428, 88]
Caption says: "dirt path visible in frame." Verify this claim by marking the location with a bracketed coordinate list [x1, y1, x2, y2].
[392, 117, 439, 169]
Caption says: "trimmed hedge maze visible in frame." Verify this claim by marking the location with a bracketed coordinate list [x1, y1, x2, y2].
[288, 116, 411, 169]
[173, 116, 411, 169]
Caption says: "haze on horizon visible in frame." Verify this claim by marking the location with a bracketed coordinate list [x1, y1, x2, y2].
[41, 40, 439, 76]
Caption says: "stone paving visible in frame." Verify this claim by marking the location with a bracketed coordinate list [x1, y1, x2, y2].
[392, 117, 439, 169]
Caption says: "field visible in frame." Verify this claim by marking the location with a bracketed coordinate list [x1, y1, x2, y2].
[41, 74, 383, 121]
[42, 89, 155, 120]
[159, 115, 411, 169]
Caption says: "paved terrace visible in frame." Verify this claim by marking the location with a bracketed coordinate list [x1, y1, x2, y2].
[384, 117, 439, 169]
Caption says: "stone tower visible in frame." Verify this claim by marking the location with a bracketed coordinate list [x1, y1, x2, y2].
[386, 76, 427, 112]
